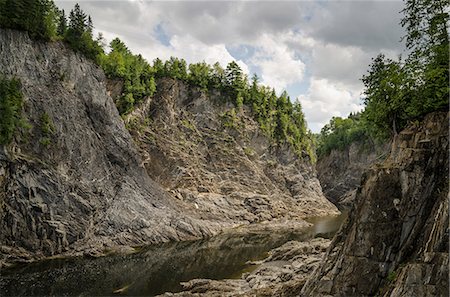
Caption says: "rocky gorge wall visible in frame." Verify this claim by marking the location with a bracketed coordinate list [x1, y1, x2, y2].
[122, 77, 338, 228]
[316, 140, 388, 208]
[301, 112, 449, 296]
[0, 29, 338, 266]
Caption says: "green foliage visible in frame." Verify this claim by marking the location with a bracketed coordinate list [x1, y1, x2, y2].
[100, 38, 156, 114]
[64, 3, 104, 62]
[316, 113, 369, 158]
[39, 112, 55, 147]
[188, 62, 212, 91]
[220, 108, 239, 129]
[387, 271, 397, 282]
[362, 54, 407, 136]
[0, 0, 59, 40]
[0, 77, 25, 145]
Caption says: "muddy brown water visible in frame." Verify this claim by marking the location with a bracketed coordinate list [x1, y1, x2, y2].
[0, 211, 348, 296]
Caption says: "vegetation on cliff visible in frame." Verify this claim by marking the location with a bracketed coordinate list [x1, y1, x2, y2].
[0, 0, 313, 159]
[317, 0, 449, 157]
[0, 76, 26, 145]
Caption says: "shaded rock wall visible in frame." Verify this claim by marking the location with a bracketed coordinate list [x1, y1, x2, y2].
[316, 141, 388, 208]
[301, 112, 449, 296]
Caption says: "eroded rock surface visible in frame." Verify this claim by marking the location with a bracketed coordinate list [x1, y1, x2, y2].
[0, 29, 219, 266]
[126, 78, 338, 227]
[316, 141, 388, 208]
[301, 112, 449, 296]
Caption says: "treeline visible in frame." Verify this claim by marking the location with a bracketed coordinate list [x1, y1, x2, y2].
[317, 0, 449, 157]
[0, 1, 103, 62]
[150, 57, 312, 158]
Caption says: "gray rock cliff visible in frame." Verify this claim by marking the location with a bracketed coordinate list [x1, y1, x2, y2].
[316, 141, 388, 208]
[301, 112, 449, 296]
[0, 29, 218, 265]
[123, 77, 338, 228]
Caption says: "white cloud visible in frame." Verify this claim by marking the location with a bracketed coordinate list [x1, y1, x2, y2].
[298, 78, 364, 133]
[251, 34, 306, 93]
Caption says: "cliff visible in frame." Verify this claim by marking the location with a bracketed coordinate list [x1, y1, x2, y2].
[316, 141, 388, 208]
[122, 77, 338, 227]
[0, 29, 337, 266]
[0, 29, 218, 265]
[301, 112, 449, 296]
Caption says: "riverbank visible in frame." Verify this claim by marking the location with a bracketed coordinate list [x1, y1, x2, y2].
[160, 238, 331, 297]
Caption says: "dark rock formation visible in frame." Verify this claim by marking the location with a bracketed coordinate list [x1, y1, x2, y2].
[301, 112, 449, 296]
[316, 140, 388, 208]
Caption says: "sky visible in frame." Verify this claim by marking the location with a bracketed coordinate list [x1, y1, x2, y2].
[55, 0, 406, 132]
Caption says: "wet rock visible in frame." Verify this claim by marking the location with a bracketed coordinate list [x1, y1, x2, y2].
[159, 238, 332, 297]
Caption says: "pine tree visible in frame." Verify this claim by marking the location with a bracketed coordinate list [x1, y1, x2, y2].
[57, 9, 67, 36]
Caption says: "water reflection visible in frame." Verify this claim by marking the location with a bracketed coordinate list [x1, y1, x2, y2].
[0, 212, 347, 297]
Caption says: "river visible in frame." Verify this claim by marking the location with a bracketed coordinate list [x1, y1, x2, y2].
[0, 212, 347, 296]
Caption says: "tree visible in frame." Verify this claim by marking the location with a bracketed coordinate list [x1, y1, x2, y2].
[362, 54, 406, 136]
[225, 61, 245, 92]
[188, 62, 211, 90]
[0, 77, 25, 145]
[400, 0, 449, 117]
[57, 9, 67, 36]
[0, 0, 58, 40]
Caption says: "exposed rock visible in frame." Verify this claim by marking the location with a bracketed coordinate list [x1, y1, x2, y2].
[301, 112, 449, 296]
[0, 29, 219, 266]
[317, 140, 388, 208]
[159, 238, 332, 297]
[126, 78, 338, 227]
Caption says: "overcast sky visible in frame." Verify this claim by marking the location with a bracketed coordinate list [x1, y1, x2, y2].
[55, 0, 405, 132]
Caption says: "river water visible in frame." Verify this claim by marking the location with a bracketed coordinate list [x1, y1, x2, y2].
[0, 212, 347, 296]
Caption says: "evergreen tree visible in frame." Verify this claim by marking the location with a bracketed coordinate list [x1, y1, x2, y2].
[57, 9, 67, 36]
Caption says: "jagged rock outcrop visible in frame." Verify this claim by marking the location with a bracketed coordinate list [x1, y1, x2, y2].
[0, 29, 338, 266]
[0, 29, 219, 266]
[316, 141, 388, 208]
[301, 112, 449, 296]
[124, 77, 338, 227]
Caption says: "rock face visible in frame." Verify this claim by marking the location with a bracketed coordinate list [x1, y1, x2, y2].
[0, 29, 337, 265]
[0, 29, 218, 265]
[301, 112, 449, 296]
[316, 141, 388, 208]
[125, 77, 338, 227]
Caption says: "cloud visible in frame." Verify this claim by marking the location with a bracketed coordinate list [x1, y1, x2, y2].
[298, 77, 364, 132]
[306, 1, 405, 52]
[250, 34, 306, 92]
